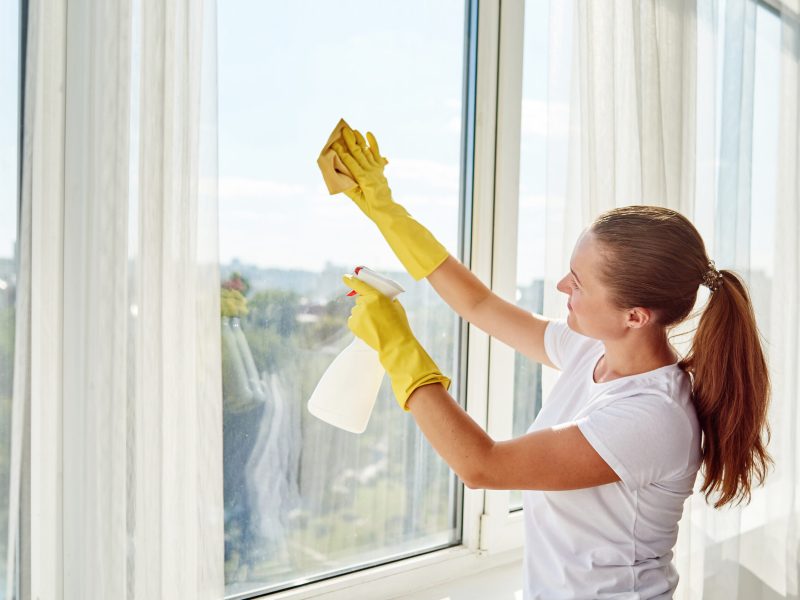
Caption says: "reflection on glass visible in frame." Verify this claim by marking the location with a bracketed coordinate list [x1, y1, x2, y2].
[218, 2, 466, 596]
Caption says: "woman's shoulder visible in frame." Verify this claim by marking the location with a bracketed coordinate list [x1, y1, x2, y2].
[544, 318, 603, 370]
[601, 363, 693, 406]
[600, 368, 700, 445]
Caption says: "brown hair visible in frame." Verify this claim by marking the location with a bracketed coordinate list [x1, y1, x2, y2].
[589, 205, 773, 509]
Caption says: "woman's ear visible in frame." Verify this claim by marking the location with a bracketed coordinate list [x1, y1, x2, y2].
[625, 307, 653, 329]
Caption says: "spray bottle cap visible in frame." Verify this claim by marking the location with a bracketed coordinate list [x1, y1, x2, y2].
[345, 265, 405, 297]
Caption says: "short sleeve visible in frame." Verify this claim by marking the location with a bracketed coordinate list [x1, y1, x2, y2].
[573, 394, 694, 491]
[543, 318, 599, 370]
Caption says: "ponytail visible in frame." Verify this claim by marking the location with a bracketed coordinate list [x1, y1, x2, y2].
[678, 270, 774, 508]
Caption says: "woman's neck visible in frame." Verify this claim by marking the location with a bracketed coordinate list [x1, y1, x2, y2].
[594, 332, 679, 383]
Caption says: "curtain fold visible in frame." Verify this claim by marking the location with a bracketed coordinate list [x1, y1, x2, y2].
[543, 0, 697, 328]
[773, 2, 800, 597]
[61, 2, 132, 596]
[133, 0, 222, 595]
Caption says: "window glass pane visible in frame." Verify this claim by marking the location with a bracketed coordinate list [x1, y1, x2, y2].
[0, 0, 20, 594]
[218, 2, 467, 595]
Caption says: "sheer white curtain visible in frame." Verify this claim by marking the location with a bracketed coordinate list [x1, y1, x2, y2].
[14, 0, 223, 598]
[542, 0, 799, 597]
[542, 0, 697, 324]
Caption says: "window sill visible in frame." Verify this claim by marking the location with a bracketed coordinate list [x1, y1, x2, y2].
[263, 544, 524, 600]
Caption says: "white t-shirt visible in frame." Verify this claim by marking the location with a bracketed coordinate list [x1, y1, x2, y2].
[522, 319, 703, 600]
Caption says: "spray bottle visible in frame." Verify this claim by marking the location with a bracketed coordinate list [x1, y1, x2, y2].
[307, 266, 405, 434]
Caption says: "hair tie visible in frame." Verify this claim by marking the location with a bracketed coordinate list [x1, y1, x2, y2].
[701, 259, 724, 292]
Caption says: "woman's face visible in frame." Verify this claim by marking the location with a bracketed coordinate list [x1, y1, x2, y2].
[556, 230, 629, 340]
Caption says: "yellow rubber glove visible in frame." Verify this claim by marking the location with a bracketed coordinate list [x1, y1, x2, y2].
[342, 274, 451, 411]
[332, 127, 450, 281]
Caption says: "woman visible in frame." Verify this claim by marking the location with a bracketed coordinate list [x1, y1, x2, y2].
[331, 125, 773, 599]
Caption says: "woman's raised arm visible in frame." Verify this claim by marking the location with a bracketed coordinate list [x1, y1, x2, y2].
[427, 255, 556, 369]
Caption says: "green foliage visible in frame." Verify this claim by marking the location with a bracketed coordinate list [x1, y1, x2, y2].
[221, 288, 248, 318]
[243, 289, 300, 335]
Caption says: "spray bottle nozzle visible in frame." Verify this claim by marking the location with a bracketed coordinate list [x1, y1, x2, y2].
[343, 265, 406, 297]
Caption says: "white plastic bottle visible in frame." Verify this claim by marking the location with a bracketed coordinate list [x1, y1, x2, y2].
[307, 266, 405, 433]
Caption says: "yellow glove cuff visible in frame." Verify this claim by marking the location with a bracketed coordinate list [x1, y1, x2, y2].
[380, 339, 452, 411]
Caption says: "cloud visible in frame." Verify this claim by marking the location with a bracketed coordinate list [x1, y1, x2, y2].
[400, 193, 459, 209]
[445, 97, 462, 133]
[388, 158, 460, 192]
[216, 177, 307, 199]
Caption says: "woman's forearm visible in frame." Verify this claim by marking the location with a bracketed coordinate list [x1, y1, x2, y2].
[426, 255, 493, 323]
[405, 381, 494, 488]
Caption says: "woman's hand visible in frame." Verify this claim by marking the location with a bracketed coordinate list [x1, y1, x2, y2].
[330, 125, 449, 281]
[343, 273, 415, 354]
[332, 127, 393, 220]
[343, 274, 451, 410]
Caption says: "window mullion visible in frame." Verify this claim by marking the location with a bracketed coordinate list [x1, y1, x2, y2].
[479, 0, 526, 554]
[461, 0, 499, 553]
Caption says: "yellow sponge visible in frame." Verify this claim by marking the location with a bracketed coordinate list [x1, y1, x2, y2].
[317, 118, 358, 195]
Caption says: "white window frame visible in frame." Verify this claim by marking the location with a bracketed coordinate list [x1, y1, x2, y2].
[479, 0, 527, 555]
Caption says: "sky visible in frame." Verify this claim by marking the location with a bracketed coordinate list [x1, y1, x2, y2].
[216, 0, 468, 278]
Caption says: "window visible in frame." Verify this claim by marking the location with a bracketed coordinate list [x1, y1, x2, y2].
[0, 0, 21, 594]
[217, 2, 469, 596]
